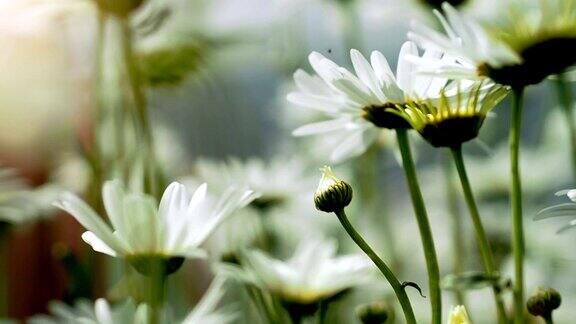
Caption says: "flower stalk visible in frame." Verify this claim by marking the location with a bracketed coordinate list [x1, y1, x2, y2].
[554, 73, 576, 183]
[450, 145, 508, 323]
[510, 88, 525, 324]
[118, 16, 159, 197]
[334, 209, 417, 324]
[395, 128, 442, 324]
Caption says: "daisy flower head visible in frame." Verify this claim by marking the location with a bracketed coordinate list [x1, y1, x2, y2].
[243, 238, 372, 308]
[287, 41, 453, 162]
[392, 81, 509, 148]
[409, 1, 576, 88]
[54, 180, 256, 275]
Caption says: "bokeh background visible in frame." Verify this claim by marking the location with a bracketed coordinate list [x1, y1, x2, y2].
[0, 0, 575, 322]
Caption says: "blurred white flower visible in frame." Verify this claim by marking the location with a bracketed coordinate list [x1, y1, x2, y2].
[408, 3, 520, 79]
[409, 1, 576, 87]
[287, 41, 452, 162]
[180, 277, 236, 324]
[54, 180, 256, 259]
[28, 277, 234, 324]
[243, 238, 373, 304]
[0, 168, 61, 224]
[448, 305, 471, 324]
[203, 207, 264, 262]
[194, 157, 311, 211]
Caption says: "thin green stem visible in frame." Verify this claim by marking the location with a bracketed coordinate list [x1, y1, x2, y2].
[510, 88, 525, 324]
[545, 315, 554, 324]
[554, 74, 576, 183]
[450, 146, 508, 323]
[442, 156, 465, 306]
[317, 300, 328, 324]
[118, 17, 159, 197]
[395, 128, 442, 324]
[334, 209, 416, 324]
[246, 285, 276, 323]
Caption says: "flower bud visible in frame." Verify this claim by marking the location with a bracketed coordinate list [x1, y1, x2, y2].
[94, 0, 146, 16]
[314, 166, 353, 213]
[448, 305, 471, 324]
[527, 287, 561, 319]
[356, 301, 392, 324]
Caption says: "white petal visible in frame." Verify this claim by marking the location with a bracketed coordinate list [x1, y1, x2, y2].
[293, 69, 331, 95]
[350, 49, 386, 101]
[94, 299, 114, 324]
[330, 126, 378, 162]
[54, 192, 125, 253]
[292, 118, 352, 137]
[82, 232, 118, 257]
[286, 92, 342, 113]
[396, 41, 419, 96]
[102, 180, 131, 243]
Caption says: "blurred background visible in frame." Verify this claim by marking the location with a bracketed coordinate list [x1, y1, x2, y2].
[0, 0, 575, 322]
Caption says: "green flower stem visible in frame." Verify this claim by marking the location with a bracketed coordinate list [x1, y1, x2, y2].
[442, 156, 465, 306]
[395, 128, 442, 324]
[317, 300, 328, 324]
[545, 315, 554, 324]
[118, 17, 159, 197]
[554, 73, 576, 182]
[510, 88, 525, 324]
[334, 209, 416, 324]
[247, 285, 277, 323]
[148, 264, 168, 324]
[450, 146, 508, 323]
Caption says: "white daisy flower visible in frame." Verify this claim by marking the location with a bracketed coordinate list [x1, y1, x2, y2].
[409, 1, 576, 87]
[243, 238, 373, 305]
[287, 41, 453, 162]
[29, 277, 234, 324]
[54, 180, 256, 273]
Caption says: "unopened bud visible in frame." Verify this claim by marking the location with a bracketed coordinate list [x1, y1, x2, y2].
[314, 166, 353, 213]
[356, 301, 392, 324]
[527, 287, 561, 319]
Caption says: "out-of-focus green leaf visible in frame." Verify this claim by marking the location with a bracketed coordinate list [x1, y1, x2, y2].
[441, 271, 501, 291]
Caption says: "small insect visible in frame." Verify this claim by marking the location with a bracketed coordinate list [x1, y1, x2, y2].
[327, 49, 332, 54]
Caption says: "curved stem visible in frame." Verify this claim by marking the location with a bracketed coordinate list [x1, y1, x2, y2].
[450, 146, 508, 323]
[554, 74, 576, 183]
[510, 88, 525, 324]
[334, 209, 417, 324]
[396, 129, 442, 324]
